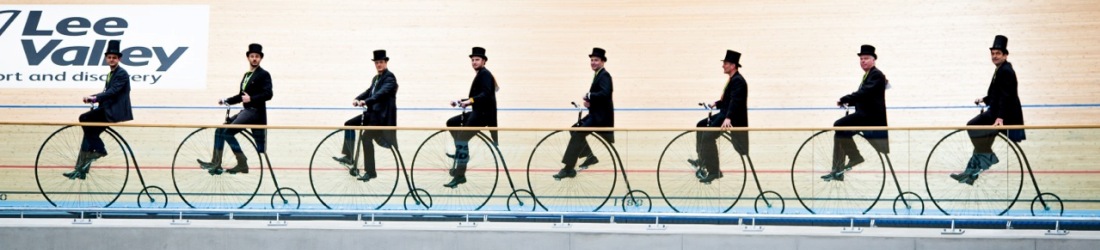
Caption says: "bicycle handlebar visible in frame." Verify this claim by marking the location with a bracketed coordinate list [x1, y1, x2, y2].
[698, 102, 715, 110]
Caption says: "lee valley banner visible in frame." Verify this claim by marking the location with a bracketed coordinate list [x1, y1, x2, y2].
[0, 5, 208, 89]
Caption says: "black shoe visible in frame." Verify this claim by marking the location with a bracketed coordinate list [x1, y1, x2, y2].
[687, 159, 706, 179]
[443, 176, 466, 188]
[333, 155, 354, 166]
[349, 167, 360, 177]
[356, 173, 376, 182]
[700, 172, 724, 184]
[578, 156, 599, 170]
[552, 168, 577, 179]
[207, 167, 224, 175]
[820, 171, 844, 182]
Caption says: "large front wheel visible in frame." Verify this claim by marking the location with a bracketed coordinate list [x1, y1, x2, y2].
[791, 130, 886, 214]
[35, 126, 130, 208]
[525, 131, 618, 212]
[309, 129, 401, 210]
[656, 131, 747, 213]
[408, 130, 499, 210]
[171, 128, 264, 209]
[925, 130, 1023, 216]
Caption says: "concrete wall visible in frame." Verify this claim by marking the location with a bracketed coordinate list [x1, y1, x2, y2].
[0, 218, 1097, 250]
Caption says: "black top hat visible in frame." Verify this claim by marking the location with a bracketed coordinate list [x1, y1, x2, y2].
[589, 47, 607, 61]
[372, 50, 389, 61]
[105, 40, 122, 57]
[722, 50, 742, 67]
[246, 43, 264, 57]
[857, 44, 877, 59]
[469, 47, 487, 60]
[990, 35, 1009, 54]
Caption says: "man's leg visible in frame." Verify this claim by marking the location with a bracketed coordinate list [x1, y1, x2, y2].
[555, 117, 596, 179]
[335, 114, 365, 169]
[824, 114, 865, 181]
[698, 129, 722, 183]
[953, 113, 999, 184]
[66, 109, 109, 179]
[225, 110, 262, 174]
[445, 113, 479, 188]
[357, 130, 382, 181]
[690, 117, 711, 178]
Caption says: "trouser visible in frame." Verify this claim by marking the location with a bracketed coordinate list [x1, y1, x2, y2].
[79, 108, 110, 154]
[445, 112, 493, 177]
[967, 112, 998, 154]
[561, 116, 613, 170]
[694, 115, 749, 174]
[341, 113, 395, 175]
[213, 109, 265, 155]
[832, 113, 887, 170]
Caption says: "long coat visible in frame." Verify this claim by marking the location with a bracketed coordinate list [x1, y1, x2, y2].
[583, 68, 614, 127]
[839, 66, 888, 126]
[357, 69, 398, 126]
[713, 72, 747, 127]
[983, 61, 1025, 141]
[94, 66, 133, 122]
[466, 67, 497, 126]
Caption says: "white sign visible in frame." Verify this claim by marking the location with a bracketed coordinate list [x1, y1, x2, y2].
[0, 5, 208, 89]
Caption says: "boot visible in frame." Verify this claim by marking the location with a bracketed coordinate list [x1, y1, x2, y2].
[197, 150, 224, 170]
[225, 151, 249, 174]
[578, 155, 599, 170]
[976, 153, 999, 171]
[552, 167, 577, 179]
[838, 137, 863, 170]
[443, 176, 467, 188]
[449, 142, 470, 177]
[63, 151, 91, 179]
[950, 155, 982, 185]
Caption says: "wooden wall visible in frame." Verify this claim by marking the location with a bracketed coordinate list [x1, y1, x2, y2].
[2, 0, 1099, 213]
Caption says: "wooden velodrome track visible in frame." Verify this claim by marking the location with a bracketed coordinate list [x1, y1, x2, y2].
[1, 0, 1099, 214]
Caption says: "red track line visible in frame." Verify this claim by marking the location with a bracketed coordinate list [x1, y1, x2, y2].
[4, 165, 1098, 175]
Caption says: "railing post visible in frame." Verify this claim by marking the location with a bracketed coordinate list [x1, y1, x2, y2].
[743, 216, 763, 232]
[458, 214, 477, 228]
[268, 212, 287, 226]
[1046, 220, 1069, 235]
[171, 211, 190, 225]
[553, 214, 571, 228]
[364, 213, 382, 227]
[72, 211, 91, 225]
[647, 216, 667, 230]
[941, 219, 964, 235]
[842, 217, 862, 233]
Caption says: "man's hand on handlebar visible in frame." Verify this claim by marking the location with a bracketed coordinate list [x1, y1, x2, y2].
[82, 96, 96, 104]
